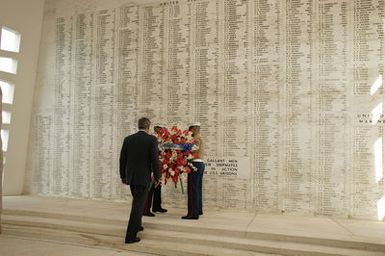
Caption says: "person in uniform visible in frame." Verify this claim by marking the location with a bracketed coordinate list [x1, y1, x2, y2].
[143, 124, 168, 216]
[182, 122, 205, 220]
[119, 117, 160, 243]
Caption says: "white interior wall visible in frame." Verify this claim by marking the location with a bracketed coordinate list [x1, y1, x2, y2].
[0, 0, 45, 195]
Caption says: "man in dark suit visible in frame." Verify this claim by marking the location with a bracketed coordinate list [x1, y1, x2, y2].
[119, 117, 160, 244]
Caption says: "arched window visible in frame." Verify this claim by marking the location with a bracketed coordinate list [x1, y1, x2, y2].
[0, 56, 17, 74]
[0, 27, 21, 53]
[0, 80, 15, 104]
[0, 26, 20, 164]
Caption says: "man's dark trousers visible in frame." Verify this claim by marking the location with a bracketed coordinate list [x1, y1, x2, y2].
[144, 181, 162, 213]
[126, 185, 147, 240]
[152, 185, 162, 210]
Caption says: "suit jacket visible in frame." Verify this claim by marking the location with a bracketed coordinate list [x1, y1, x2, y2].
[119, 130, 160, 186]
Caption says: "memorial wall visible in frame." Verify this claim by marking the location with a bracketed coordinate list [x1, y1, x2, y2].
[25, 0, 385, 220]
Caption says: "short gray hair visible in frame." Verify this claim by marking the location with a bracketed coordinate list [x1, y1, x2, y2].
[138, 117, 150, 129]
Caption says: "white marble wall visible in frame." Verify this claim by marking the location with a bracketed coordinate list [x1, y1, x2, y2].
[25, 0, 385, 220]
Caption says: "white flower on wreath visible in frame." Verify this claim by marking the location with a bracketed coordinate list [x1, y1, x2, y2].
[192, 144, 199, 151]
[169, 168, 175, 176]
[169, 151, 177, 161]
[163, 164, 168, 170]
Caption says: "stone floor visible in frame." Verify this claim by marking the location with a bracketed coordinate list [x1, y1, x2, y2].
[1, 196, 385, 255]
[0, 235, 157, 256]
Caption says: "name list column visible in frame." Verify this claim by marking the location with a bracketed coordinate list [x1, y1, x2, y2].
[138, 4, 165, 120]
[221, 0, 252, 157]
[53, 16, 73, 195]
[164, 2, 193, 125]
[315, 0, 349, 216]
[253, 0, 282, 212]
[216, 0, 252, 209]
[71, 12, 94, 197]
[91, 9, 116, 198]
[282, 0, 314, 214]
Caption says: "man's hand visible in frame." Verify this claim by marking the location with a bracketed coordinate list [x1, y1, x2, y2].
[154, 179, 161, 188]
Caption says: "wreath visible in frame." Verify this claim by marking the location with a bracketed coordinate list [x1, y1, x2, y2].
[156, 126, 198, 193]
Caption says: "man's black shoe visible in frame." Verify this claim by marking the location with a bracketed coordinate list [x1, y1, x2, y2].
[143, 212, 155, 217]
[125, 237, 140, 244]
[181, 215, 198, 220]
[153, 208, 168, 213]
